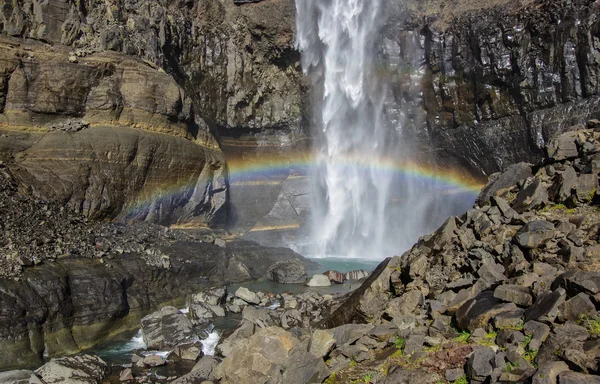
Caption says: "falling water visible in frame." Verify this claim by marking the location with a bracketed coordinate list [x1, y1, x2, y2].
[295, 0, 475, 259]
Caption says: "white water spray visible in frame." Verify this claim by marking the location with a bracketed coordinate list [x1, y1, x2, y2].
[295, 0, 475, 259]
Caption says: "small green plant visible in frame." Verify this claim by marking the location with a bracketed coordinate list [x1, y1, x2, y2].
[580, 315, 600, 335]
[524, 349, 539, 367]
[324, 372, 338, 384]
[453, 375, 468, 384]
[393, 337, 405, 350]
[349, 358, 358, 368]
[454, 330, 471, 344]
[362, 373, 374, 383]
[497, 321, 524, 331]
[522, 334, 533, 349]
[505, 362, 518, 372]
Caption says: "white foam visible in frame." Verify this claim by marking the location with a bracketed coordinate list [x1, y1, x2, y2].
[201, 329, 220, 356]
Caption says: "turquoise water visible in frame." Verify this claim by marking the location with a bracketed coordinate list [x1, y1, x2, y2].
[308, 257, 382, 274]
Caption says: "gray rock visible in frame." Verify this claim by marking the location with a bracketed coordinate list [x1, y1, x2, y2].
[467, 346, 496, 381]
[524, 321, 551, 351]
[141, 355, 166, 367]
[191, 287, 227, 306]
[234, 287, 260, 305]
[496, 329, 525, 349]
[546, 131, 579, 161]
[552, 271, 600, 299]
[216, 320, 255, 358]
[281, 344, 330, 384]
[456, 291, 517, 331]
[166, 356, 219, 383]
[141, 306, 196, 350]
[525, 288, 567, 323]
[172, 342, 203, 361]
[494, 309, 525, 330]
[385, 290, 424, 318]
[494, 284, 533, 307]
[515, 220, 556, 249]
[190, 303, 215, 322]
[309, 329, 335, 358]
[0, 370, 42, 384]
[576, 174, 598, 202]
[330, 324, 375, 346]
[550, 167, 578, 202]
[445, 368, 465, 382]
[512, 179, 549, 213]
[34, 355, 108, 384]
[560, 293, 596, 322]
[476, 163, 533, 205]
[532, 361, 569, 384]
[558, 371, 600, 384]
[266, 259, 308, 284]
[306, 274, 331, 287]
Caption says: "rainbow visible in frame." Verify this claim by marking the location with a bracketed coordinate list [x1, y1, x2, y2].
[227, 153, 485, 194]
[123, 153, 485, 219]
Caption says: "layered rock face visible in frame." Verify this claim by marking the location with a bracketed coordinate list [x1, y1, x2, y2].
[381, 0, 600, 176]
[0, 37, 227, 225]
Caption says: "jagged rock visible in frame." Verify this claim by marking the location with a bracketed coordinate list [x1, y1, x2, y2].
[172, 342, 203, 361]
[559, 293, 596, 322]
[524, 321, 551, 351]
[494, 309, 525, 329]
[496, 329, 525, 349]
[214, 327, 298, 383]
[550, 167, 578, 202]
[266, 259, 308, 284]
[558, 371, 600, 384]
[172, 356, 218, 383]
[234, 287, 260, 305]
[345, 270, 369, 281]
[323, 270, 345, 284]
[576, 174, 599, 202]
[445, 368, 465, 382]
[34, 355, 108, 384]
[477, 163, 533, 205]
[216, 321, 255, 358]
[306, 274, 331, 287]
[525, 288, 567, 322]
[190, 303, 215, 322]
[513, 179, 549, 213]
[467, 346, 496, 381]
[191, 288, 227, 306]
[386, 290, 424, 318]
[547, 131, 580, 161]
[281, 343, 330, 384]
[456, 291, 517, 331]
[141, 355, 166, 367]
[141, 306, 196, 350]
[309, 330, 336, 358]
[494, 284, 533, 307]
[532, 361, 569, 384]
[552, 271, 600, 300]
[515, 220, 556, 249]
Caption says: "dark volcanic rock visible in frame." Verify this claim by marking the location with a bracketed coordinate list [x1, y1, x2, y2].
[456, 291, 517, 331]
[141, 306, 195, 350]
[266, 259, 309, 284]
[514, 220, 556, 249]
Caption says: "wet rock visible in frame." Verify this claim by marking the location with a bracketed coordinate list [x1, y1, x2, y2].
[234, 287, 260, 305]
[323, 270, 345, 284]
[266, 259, 308, 284]
[141, 306, 196, 350]
[0, 370, 42, 384]
[306, 274, 331, 287]
[515, 220, 556, 249]
[34, 355, 108, 384]
[191, 287, 227, 307]
[345, 270, 369, 281]
[494, 284, 533, 307]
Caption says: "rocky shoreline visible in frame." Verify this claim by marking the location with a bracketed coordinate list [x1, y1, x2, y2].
[2, 124, 599, 383]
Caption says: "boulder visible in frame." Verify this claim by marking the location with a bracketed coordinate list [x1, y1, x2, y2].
[515, 220, 555, 249]
[190, 302, 215, 322]
[560, 293, 596, 322]
[141, 306, 196, 350]
[172, 356, 218, 383]
[234, 287, 260, 305]
[172, 342, 203, 361]
[524, 321, 551, 351]
[140, 354, 166, 367]
[34, 355, 108, 384]
[216, 321, 255, 358]
[552, 271, 600, 299]
[576, 174, 598, 202]
[266, 259, 308, 284]
[323, 270, 345, 284]
[306, 274, 331, 287]
[550, 167, 578, 202]
[345, 270, 369, 281]
[546, 131, 580, 161]
[281, 343, 330, 384]
[119, 368, 133, 382]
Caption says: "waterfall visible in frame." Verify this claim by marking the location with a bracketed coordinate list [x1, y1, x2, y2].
[295, 0, 476, 259]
